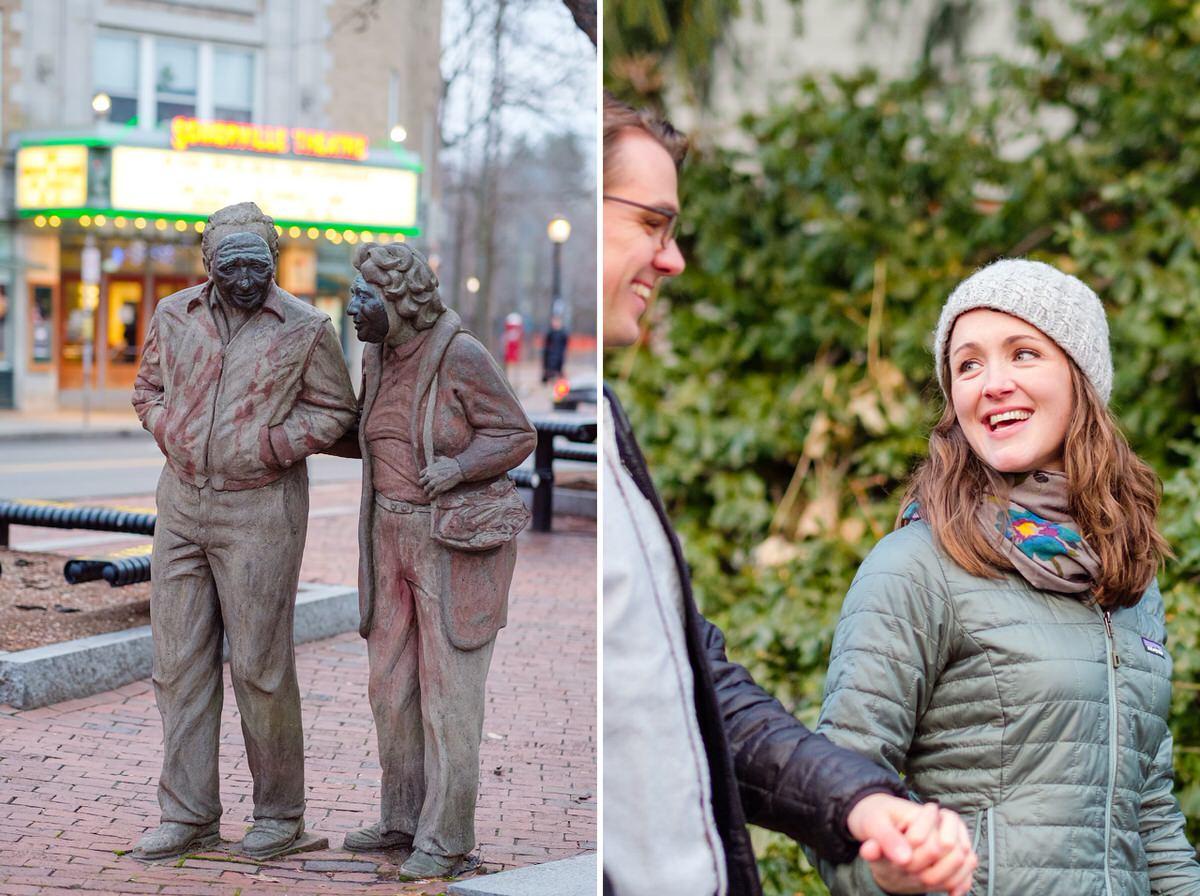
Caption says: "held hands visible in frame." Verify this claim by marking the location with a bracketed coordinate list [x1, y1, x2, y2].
[846, 794, 977, 896]
[419, 456, 465, 498]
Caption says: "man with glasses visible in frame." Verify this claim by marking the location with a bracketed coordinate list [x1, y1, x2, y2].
[601, 93, 977, 896]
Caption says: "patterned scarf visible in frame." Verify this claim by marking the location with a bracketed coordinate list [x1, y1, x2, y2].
[903, 469, 1100, 594]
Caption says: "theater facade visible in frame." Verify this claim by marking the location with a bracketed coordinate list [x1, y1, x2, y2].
[4, 115, 421, 410]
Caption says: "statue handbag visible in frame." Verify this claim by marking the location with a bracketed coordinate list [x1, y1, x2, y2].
[422, 371, 531, 552]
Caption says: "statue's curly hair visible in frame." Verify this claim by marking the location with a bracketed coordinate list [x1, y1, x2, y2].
[352, 242, 445, 331]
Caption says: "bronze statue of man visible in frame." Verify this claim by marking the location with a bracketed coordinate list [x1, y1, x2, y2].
[130, 201, 357, 860]
[335, 243, 535, 879]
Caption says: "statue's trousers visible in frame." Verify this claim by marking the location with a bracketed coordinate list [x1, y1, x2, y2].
[149, 463, 308, 825]
[366, 503, 513, 858]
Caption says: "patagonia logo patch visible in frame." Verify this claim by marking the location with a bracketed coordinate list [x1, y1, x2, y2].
[1142, 637, 1165, 657]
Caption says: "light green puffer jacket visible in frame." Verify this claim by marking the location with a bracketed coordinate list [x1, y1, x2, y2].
[814, 520, 1200, 896]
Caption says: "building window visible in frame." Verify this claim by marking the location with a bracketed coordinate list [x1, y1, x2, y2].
[94, 32, 256, 127]
[213, 47, 253, 121]
[94, 33, 139, 124]
[154, 39, 198, 124]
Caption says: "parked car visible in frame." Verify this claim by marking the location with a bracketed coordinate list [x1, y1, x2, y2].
[551, 376, 597, 412]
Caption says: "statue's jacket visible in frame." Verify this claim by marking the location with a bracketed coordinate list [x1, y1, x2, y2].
[815, 519, 1200, 896]
[354, 309, 536, 644]
[133, 280, 357, 490]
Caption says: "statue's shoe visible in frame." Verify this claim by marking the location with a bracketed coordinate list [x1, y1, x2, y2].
[342, 823, 414, 852]
[241, 817, 304, 860]
[131, 820, 221, 860]
[397, 848, 480, 880]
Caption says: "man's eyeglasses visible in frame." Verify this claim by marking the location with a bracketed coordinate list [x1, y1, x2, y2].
[603, 194, 680, 250]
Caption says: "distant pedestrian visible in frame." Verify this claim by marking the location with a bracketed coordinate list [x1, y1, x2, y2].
[542, 314, 569, 383]
[503, 311, 523, 375]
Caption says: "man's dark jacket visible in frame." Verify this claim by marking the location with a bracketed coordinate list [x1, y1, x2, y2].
[604, 387, 906, 896]
[542, 325, 568, 378]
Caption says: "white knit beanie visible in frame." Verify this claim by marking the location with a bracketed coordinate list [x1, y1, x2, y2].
[933, 258, 1113, 404]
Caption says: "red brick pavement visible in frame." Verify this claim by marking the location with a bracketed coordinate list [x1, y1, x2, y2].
[0, 479, 596, 895]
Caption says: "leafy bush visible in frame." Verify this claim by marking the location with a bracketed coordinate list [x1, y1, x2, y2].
[607, 1, 1200, 890]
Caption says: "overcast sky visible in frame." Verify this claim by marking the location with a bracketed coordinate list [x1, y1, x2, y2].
[439, 0, 596, 170]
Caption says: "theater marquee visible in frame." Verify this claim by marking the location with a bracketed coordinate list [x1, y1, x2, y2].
[109, 146, 418, 231]
[15, 119, 421, 235]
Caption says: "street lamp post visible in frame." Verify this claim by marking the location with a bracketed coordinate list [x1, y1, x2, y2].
[547, 216, 571, 321]
[533, 218, 572, 533]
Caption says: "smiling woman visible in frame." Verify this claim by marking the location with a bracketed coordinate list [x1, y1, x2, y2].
[947, 309, 1075, 474]
[812, 258, 1200, 895]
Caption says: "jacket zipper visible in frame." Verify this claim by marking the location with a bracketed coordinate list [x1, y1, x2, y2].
[970, 807, 994, 896]
[1100, 608, 1119, 896]
[985, 806, 995, 896]
[203, 346, 227, 480]
[203, 315, 251, 480]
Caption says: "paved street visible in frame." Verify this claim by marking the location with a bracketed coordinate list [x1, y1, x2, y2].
[0, 355, 595, 501]
[0, 432, 363, 500]
[0, 477, 597, 894]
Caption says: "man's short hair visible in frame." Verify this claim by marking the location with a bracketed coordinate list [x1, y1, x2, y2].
[202, 201, 279, 268]
[603, 92, 688, 184]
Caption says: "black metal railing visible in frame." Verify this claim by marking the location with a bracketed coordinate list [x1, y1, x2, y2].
[515, 416, 598, 532]
[0, 499, 156, 547]
[64, 547, 153, 587]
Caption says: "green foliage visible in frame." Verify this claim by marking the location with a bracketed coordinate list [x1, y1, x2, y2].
[607, 1, 1200, 890]
[604, 0, 743, 107]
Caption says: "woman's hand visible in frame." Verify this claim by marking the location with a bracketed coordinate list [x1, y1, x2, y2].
[420, 456, 465, 498]
[846, 795, 977, 896]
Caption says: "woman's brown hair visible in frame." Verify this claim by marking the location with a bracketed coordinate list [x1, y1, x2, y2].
[898, 361, 1171, 609]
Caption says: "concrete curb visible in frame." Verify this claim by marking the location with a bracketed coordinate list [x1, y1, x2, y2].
[0, 583, 359, 709]
[449, 854, 596, 896]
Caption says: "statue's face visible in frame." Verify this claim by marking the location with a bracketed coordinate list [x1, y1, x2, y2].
[347, 275, 393, 343]
[211, 235, 274, 312]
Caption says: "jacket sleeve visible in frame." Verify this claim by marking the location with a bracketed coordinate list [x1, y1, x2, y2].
[444, 336, 536, 480]
[267, 320, 358, 466]
[131, 311, 167, 448]
[1141, 728, 1200, 893]
[704, 615, 908, 865]
[810, 530, 957, 895]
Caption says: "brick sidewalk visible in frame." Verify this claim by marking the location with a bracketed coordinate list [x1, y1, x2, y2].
[0, 480, 596, 895]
